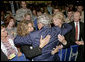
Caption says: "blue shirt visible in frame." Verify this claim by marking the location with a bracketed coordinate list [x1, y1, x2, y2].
[14, 23, 72, 61]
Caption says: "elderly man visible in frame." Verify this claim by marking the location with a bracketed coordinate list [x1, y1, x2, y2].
[68, 11, 84, 61]
[14, 14, 72, 61]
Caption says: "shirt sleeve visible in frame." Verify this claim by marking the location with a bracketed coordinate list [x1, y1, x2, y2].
[14, 34, 32, 46]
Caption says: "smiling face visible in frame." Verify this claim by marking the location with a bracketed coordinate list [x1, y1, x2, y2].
[8, 19, 15, 27]
[52, 12, 64, 27]
[28, 23, 34, 32]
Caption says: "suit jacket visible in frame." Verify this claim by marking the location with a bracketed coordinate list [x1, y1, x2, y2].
[64, 21, 84, 61]
[65, 21, 84, 45]
[14, 23, 72, 61]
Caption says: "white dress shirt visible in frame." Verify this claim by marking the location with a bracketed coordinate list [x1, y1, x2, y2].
[74, 21, 80, 40]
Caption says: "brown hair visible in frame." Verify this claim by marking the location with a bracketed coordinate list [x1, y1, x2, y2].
[5, 16, 16, 27]
[23, 20, 34, 27]
[17, 20, 34, 36]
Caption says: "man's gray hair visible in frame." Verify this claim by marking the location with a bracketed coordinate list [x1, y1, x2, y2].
[37, 14, 51, 26]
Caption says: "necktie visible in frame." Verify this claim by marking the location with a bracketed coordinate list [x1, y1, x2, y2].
[75, 22, 78, 40]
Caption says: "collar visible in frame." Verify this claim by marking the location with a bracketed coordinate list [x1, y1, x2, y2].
[41, 26, 51, 30]
[74, 21, 79, 25]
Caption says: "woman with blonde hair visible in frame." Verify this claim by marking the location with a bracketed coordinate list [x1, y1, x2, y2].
[52, 12, 72, 59]
[17, 20, 34, 36]
[52, 11, 70, 45]
[52, 12, 65, 28]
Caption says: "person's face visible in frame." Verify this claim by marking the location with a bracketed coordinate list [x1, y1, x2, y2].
[53, 17, 62, 26]
[37, 12, 42, 16]
[28, 23, 34, 32]
[77, 6, 83, 12]
[21, 2, 27, 9]
[8, 19, 15, 27]
[65, 7, 69, 11]
[38, 22, 43, 30]
[67, 12, 73, 17]
[25, 15, 31, 21]
[33, 10, 37, 15]
[1, 27, 8, 37]
[53, 9, 59, 14]
[73, 12, 81, 22]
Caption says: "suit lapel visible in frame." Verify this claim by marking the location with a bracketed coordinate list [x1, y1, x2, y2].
[72, 22, 76, 39]
[79, 22, 81, 40]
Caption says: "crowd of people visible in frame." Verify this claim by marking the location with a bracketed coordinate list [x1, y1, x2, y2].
[1, 1, 84, 61]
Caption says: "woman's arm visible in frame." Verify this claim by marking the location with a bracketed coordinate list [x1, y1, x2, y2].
[61, 23, 72, 35]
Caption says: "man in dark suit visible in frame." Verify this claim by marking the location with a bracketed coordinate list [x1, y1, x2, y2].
[65, 11, 84, 61]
